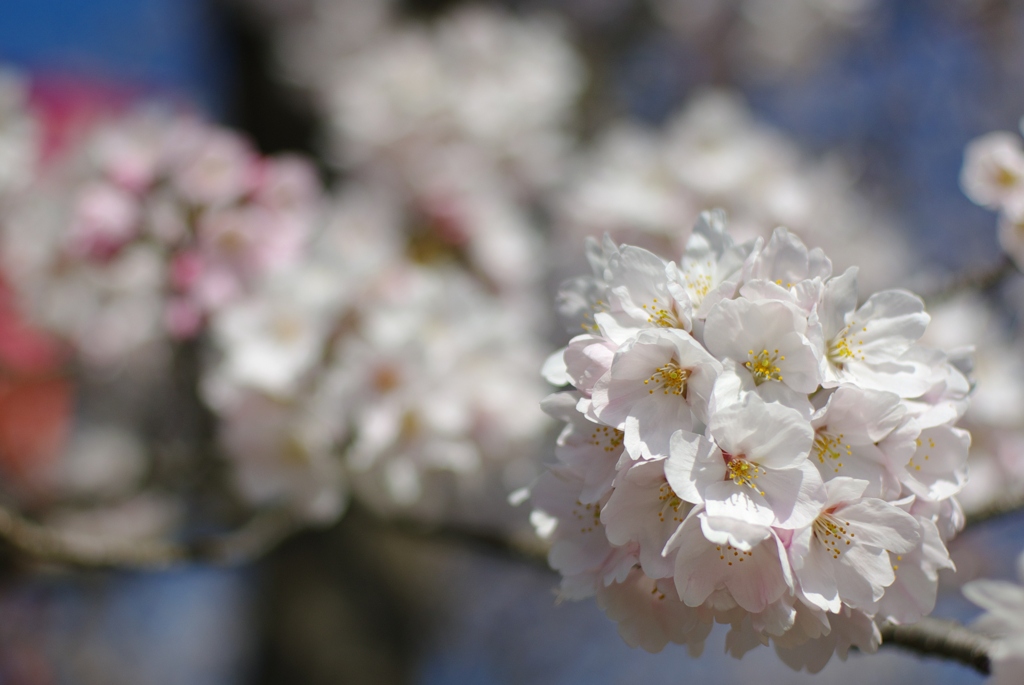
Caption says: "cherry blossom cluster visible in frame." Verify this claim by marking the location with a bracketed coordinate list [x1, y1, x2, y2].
[960, 123, 1024, 269]
[183, 2, 573, 525]
[1, 109, 319, 363]
[554, 91, 910, 293]
[651, 0, 879, 81]
[532, 211, 970, 669]
[275, 0, 582, 191]
[202, 186, 552, 525]
[263, 0, 582, 294]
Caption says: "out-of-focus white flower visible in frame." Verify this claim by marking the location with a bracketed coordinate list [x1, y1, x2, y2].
[532, 211, 968, 667]
[964, 550, 1024, 685]
[203, 186, 554, 526]
[555, 92, 911, 293]
[0, 69, 40, 202]
[920, 294, 1024, 518]
[207, 270, 343, 400]
[217, 388, 347, 524]
[169, 126, 256, 207]
[650, 0, 878, 80]
[959, 125, 1024, 269]
[52, 425, 147, 500]
[316, 7, 581, 188]
[961, 131, 1024, 211]
[264, 3, 583, 298]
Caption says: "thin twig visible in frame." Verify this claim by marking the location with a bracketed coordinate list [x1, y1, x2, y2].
[880, 617, 995, 675]
[964, 493, 1024, 528]
[924, 254, 1016, 304]
[349, 504, 552, 570]
[0, 504, 300, 570]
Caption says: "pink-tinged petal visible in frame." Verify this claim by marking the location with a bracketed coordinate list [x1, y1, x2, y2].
[814, 384, 905, 442]
[726, 532, 793, 614]
[563, 334, 615, 395]
[812, 438, 901, 500]
[754, 381, 814, 418]
[540, 391, 577, 421]
[671, 514, 789, 613]
[620, 391, 695, 459]
[606, 246, 691, 330]
[817, 267, 859, 340]
[541, 348, 570, 386]
[592, 311, 642, 347]
[878, 519, 951, 624]
[530, 469, 613, 577]
[794, 539, 842, 613]
[760, 462, 827, 530]
[831, 543, 893, 607]
[835, 498, 920, 553]
[665, 430, 724, 504]
[855, 289, 929, 355]
[900, 425, 970, 501]
[822, 477, 869, 509]
[750, 595, 798, 637]
[699, 514, 772, 551]
[744, 227, 832, 284]
[836, 355, 935, 397]
[542, 393, 623, 504]
[601, 458, 691, 579]
[711, 393, 813, 470]
[704, 298, 805, 364]
[703, 480, 775, 528]
[596, 569, 712, 653]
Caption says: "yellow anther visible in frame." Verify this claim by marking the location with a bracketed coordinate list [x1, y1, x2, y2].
[744, 348, 784, 384]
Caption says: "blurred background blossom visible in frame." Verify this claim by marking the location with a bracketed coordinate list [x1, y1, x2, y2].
[1, 0, 1024, 683]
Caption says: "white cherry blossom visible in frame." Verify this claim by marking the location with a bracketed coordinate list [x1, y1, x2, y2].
[591, 327, 720, 459]
[788, 477, 920, 613]
[667, 383, 824, 535]
[960, 131, 1024, 211]
[809, 384, 905, 498]
[531, 466, 638, 600]
[601, 456, 694, 578]
[816, 267, 934, 396]
[666, 510, 794, 614]
[703, 296, 822, 406]
[541, 391, 623, 505]
[596, 567, 713, 653]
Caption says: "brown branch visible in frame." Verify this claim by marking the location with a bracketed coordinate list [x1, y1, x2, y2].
[0, 504, 300, 570]
[347, 503, 553, 570]
[0, 499, 1004, 676]
[880, 617, 995, 675]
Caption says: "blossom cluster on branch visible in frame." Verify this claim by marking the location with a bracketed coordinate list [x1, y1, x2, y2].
[1, 2, 1021, 676]
[532, 211, 970, 669]
[202, 185, 552, 525]
[1, 109, 320, 364]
